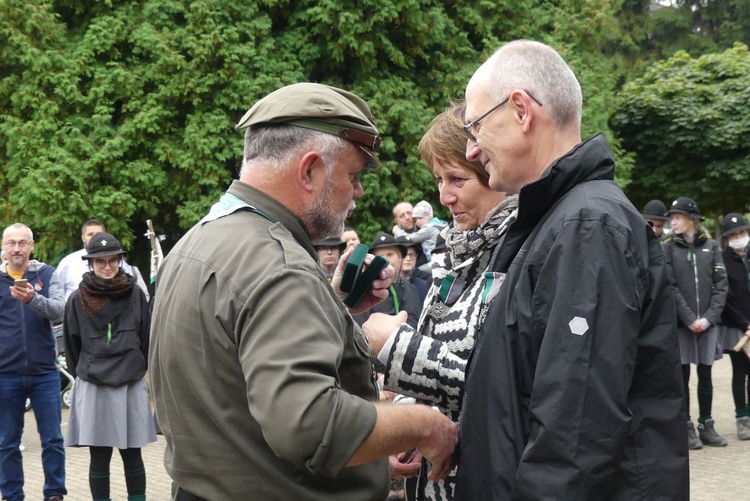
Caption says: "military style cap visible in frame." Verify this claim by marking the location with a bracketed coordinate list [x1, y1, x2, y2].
[236, 83, 381, 168]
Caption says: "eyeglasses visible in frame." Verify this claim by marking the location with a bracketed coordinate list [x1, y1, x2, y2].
[92, 257, 121, 270]
[405, 251, 418, 259]
[463, 91, 543, 143]
[2, 240, 31, 248]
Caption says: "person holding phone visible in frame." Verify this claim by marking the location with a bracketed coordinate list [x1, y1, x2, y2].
[0, 223, 66, 501]
[63, 231, 156, 501]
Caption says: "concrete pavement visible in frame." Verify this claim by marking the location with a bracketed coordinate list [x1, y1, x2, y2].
[17, 356, 750, 499]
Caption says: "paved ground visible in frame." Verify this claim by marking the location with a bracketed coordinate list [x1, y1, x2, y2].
[17, 356, 750, 500]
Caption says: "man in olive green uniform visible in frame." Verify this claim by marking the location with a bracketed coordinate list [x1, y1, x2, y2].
[149, 83, 457, 500]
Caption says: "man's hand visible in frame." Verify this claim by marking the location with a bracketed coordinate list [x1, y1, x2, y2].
[363, 311, 408, 355]
[9, 283, 34, 304]
[690, 319, 706, 333]
[418, 409, 458, 482]
[388, 450, 422, 479]
[331, 246, 395, 314]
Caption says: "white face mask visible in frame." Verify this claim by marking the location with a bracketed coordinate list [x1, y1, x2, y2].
[729, 235, 750, 251]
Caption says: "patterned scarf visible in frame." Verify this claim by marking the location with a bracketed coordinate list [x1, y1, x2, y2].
[426, 195, 519, 307]
[78, 270, 135, 330]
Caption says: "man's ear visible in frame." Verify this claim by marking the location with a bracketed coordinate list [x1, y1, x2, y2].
[296, 151, 325, 194]
[510, 90, 535, 132]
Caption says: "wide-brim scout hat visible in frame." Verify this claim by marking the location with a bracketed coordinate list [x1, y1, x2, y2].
[313, 236, 346, 252]
[667, 197, 704, 221]
[82, 232, 127, 259]
[641, 199, 668, 221]
[397, 235, 424, 260]
[370, 232, 407, 257]
[721, 213, 750, 237]
[235, 83, 381, 169]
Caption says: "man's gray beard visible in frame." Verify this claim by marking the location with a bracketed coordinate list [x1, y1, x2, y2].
[302, 185, 347, 243]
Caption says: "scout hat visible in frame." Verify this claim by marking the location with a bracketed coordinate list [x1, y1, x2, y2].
[313, 236, 346, 253]
[370, 232, 407, 257]
[235, 83, 380, 168]
[82, 232, 127, 259]
[667, 197, 704, 221]
[721, 213, 750, 238]
[397, 234, 424, 260]
[641, 200, 668, 221]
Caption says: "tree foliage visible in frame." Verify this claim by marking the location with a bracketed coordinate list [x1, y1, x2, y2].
[1, 0, 626, 264]
[611, 43, 750, 215]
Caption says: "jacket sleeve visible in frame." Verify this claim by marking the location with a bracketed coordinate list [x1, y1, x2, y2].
[63, 294, 81, 379]
[702, 242, 728, 325]
[29, 268, 65, 323]
[662, 241, 698, 327]
[383, 323, 467, 413]
[512, 218, 646, 500]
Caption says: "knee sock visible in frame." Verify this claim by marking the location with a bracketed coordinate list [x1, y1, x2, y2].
[682, 364, 691, 421]
[729, 352, 749, 416]
[89, 446, 113, 500]
[697, 363, 713, 423]
[120, 447, 146, 497]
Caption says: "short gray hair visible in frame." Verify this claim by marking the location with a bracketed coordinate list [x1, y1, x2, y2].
[3, 223, 33, 242]
[240, 125, 351, 177]
[487, 40, 582, 130]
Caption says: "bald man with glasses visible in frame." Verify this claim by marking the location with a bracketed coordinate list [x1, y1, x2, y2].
[0, 223, 66, 501]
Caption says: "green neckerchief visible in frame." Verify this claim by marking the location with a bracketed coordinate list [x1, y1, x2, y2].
[389, 284, 401, 312]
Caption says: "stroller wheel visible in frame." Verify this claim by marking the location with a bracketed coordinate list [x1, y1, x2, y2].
[25, 398, 31, 412]
[62, 388, 73, 409]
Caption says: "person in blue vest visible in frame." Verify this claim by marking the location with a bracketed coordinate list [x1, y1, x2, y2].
[0, 223, 66, 501]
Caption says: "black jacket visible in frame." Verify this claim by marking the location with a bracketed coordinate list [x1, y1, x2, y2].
[455, 135, 688, 500]
[720, 247, 750, 331]
[64, 285, 150, 387]
[662, 231, 727, 332]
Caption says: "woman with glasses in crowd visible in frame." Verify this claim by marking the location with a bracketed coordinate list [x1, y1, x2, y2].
[63, 232, 156, 501]
[363, 102, 518, 501]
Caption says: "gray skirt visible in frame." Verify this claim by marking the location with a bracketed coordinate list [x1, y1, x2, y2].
[65, 377, 158, 449]
[718, 325, 745, 352]
[678, 326, 723, 365]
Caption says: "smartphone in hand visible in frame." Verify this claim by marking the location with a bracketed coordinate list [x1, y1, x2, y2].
[14, 279, 28, 288]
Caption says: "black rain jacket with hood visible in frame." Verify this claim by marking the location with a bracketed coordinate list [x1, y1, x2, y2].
[454, 134, 689, 500]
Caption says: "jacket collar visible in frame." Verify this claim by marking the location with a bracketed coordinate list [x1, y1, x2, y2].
[226, 180, 319, 261]
[495, 134, 615, 271]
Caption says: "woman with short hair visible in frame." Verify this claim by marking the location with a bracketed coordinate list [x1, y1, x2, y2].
[363, 102, 517, 501]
